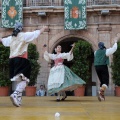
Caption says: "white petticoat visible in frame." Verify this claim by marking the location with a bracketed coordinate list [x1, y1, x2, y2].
[48, 64, 65, 90]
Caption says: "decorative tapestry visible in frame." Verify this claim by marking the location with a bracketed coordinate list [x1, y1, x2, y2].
[1, 0, 23, 28]
[64, 0, 87, 30]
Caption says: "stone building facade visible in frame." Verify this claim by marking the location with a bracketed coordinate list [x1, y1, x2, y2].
[0, 1, 120, 96]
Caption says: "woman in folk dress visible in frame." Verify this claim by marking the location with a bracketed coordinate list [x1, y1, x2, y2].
[43, 43, 86, 101]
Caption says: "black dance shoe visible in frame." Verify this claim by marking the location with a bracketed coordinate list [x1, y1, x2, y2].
[61, 95, 67, 101]
[56, 99, 61, 102]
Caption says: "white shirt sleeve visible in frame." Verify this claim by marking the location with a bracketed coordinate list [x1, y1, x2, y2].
[94, 51, 96, 55]
[61, 52, 74, 61]
[23, 30, 41, 42]
[1, 36, 12, 47]
[106, 43, 117, 56]
[44, 51, 55, 62]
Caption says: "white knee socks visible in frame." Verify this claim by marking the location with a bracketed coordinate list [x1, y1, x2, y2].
[100, 84, 108, 92]
[15, 81, 27, 93]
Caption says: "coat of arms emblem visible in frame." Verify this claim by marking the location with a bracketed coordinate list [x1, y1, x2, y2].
[8, 6, 17, 19]
[70, 6, 80, 19]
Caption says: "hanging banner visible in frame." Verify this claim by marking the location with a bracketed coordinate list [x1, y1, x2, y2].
[64, 0, 87, 30]
[1, 0, 23, 28]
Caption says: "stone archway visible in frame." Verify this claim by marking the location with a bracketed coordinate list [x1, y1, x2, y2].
[49, 30, 98, 53]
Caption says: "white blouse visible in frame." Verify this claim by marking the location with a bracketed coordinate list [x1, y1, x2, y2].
[44, 51, 73, 62]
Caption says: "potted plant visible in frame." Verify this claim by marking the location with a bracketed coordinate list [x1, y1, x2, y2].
[111, 42, 120, 96]
[71, 40, 92, 96]
[25, 43, 41, 96]
[0, 44, 11, 96]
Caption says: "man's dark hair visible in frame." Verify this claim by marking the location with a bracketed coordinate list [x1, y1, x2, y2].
[12, 28, 20, 37]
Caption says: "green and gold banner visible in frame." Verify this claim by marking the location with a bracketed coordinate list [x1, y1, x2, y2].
[64, 0, 86, 30]
[1, 0, 23, 28]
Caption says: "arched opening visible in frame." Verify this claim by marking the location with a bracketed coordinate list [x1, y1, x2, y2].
[51, 37, 95, 96]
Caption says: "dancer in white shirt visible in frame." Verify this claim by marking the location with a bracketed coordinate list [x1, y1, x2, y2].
[0, 22, 47, 107]
[94, 36, 119, 101]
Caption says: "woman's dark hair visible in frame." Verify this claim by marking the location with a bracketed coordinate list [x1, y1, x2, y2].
[12, 28, 20, 37]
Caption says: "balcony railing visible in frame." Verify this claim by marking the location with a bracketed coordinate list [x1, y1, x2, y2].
[0, 0, 119, 7]
[24, 0, 64, 7]
[24, 0, 120, 7]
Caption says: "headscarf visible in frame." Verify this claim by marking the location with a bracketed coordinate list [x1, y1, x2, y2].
[12, 22, 23, 36]
[98, 42, 106, 49]
[14, 22, 23, 31]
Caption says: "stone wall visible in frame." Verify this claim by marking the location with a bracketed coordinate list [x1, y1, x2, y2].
[0, 5, 120, 95]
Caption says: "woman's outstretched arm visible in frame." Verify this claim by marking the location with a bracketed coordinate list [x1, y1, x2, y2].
[69, 43, 75, 54]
